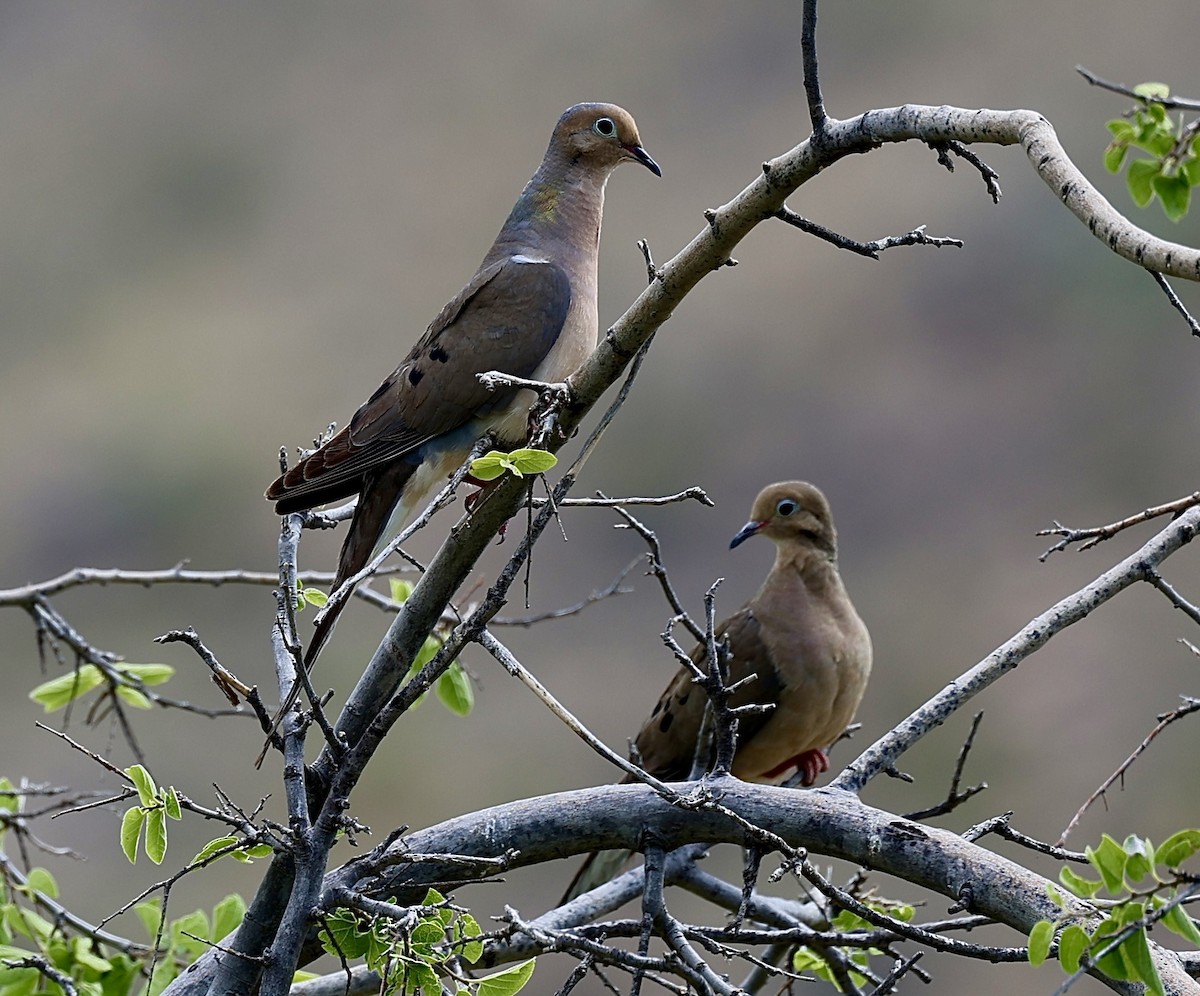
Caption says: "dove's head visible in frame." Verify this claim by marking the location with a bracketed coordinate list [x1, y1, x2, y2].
[550, 102, 661, 177]
[729, 481, 837, 559]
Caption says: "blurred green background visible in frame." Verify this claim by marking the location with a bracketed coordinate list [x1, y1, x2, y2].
[2, 2, 1198, 992]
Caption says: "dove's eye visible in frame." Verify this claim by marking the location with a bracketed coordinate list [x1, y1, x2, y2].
[776, 499, 799, 517]
[592, 117, 616, 138]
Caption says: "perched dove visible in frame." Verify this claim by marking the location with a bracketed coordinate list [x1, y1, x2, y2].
[563, 481, 872, 900]
[265, 102, 659, 667]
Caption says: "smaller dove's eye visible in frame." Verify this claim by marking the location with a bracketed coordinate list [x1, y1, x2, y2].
[776, 499, 799, 517]
[592, 117, 616, 138]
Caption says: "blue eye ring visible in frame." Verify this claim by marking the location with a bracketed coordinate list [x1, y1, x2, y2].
[592, 117, 616, 138]
[776, 499, 799, 517]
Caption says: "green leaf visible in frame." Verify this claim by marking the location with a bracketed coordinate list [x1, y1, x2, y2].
[1028, 920, 1054, 966]
[470, 448, 557, 482]
[134, 901, 163, 941]
[1127, 158, 1161, 208]
[1104, 142, 1128, 173]
[1182, 157, 1200, 187]
[1106, 119, 1137, 141]
[457, 914, 484, 964]
[0, 779, 17, 817]
[435, 662, 474, 717]
[1153, 173, 1191, 221]
[412, 920, 445, 946]
[164, 787, 182, 821]
[302, 587, 328, 608]
[145, 807, 168, 865]
[1122, 923, 1164, 995]
[71, 936, 112, 973]
[120, 807, 145, 864]
[404, 960, 440, 994]
[28, 666, 104, 711]
[22, 868, 57, 901]
[1157, 829, 1200, 869]
[117, 663, 175, 686]
[171, 910, 210, 958]
[1122, 834, 1155, 882]
[1059, 865, 1102, 899]
[1133, 82, 1170, 100]
[0, 967, 39, 996]
[211, 895, 246, 942]
[115, 687, 153, 709]
[1162, 901, 1200, 946]
[1092, 920, 1136, 981]
[1058, 923, 1089, 973]
[476, 958, 536, 996]
[1087, 834, 1129, 893]
[125, 765, 158, 807]
[233, 844, 273, 862]
[505, 448, 558, 476]
[193, 836, 238, 864]
[389, 579, 414, 604]
[320, 911, 370, 960]
[410, 635, 442, 676]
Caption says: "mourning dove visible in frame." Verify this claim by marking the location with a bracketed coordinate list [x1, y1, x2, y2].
[563, 481, 872, 900]
[264, 102, 659, 671]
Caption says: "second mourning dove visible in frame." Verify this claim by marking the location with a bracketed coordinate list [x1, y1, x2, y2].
[563, 482, 872, 901]
[264, 103, 659, 672]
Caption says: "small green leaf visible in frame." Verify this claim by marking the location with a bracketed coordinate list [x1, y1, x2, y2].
[1028, 920, 1054, 966]
[193, 836, 238, 864]
[476, 958, 536, 996]
[233, 844, 273, 862]
[71, 935, 113, 973]
[115, 687, 153, 709]
[164, 787, 182, 821]
[211, 895, 246, 943]
[117, 663, 175, 686]
[125, 765, 158, 807]
[1104, 142, 1128, 173]
[1133, 82, 1170, 100]
[1154, 173, 1192, 221]
[1182, 157, 1200, 187]
[120, 807, 145, 864]
[470, 451, 511, 482]
[436, 662, 474, 717]
[134, 901, 163, 941]
[1059, 865, 1102, 899]
[1122, 834, 1155, 882]
[412, 920, 445, 946]
[505, 448, 558, 476]
[1127, 158, 1161, 208]
[22, 868, 57, 900]
[1087, 834, 1129, 893]
[389, 579, 414, 604]
[1161, 901, 1200, 946]
[457, 913, 484, 964]
[145, 807, 168, 865]
[302, 588, 328, 608]
[1157, 829, 1200, 869]
[28, 666, 104, 712]
[1106, 119, 1137, 141]
[1092, 920, 1136, 981]
[1058, 923, 1089, 973]
[1122, 923, 1164, 995]
[410, 635, 442, 676]
[404, 960, 440, 994]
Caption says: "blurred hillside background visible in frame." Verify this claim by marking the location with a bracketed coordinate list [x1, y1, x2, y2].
[1, 2, 1198, 992]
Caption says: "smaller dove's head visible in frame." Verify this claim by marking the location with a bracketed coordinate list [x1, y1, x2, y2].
[551, 102, 661, 177]
[729, 481, 837, 558]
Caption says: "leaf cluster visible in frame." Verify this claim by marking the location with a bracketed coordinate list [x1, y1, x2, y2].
[792, 902, 916, 986]
[1104, 83, 1200, 221]
[316, 888, 534, 996]
[1029, 830, 1200, 994]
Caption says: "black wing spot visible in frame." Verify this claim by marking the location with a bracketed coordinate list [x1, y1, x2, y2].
[658, 710, 674, 734]
[408, 366, 424, 386]
[430, 346, 449, 363]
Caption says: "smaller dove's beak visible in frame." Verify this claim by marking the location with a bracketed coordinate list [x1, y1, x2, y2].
[625, 143, 662, 177]
[729, 520, 765, 550]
